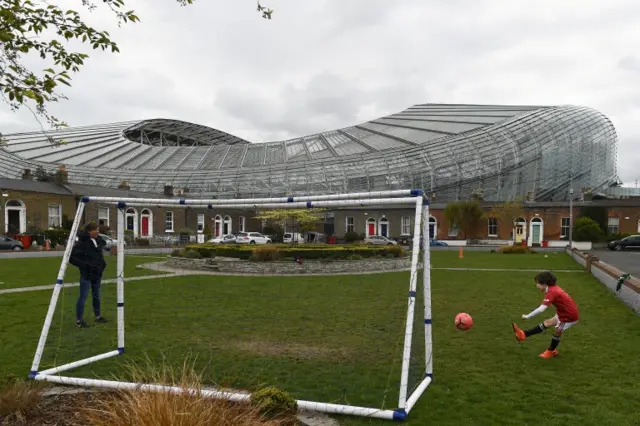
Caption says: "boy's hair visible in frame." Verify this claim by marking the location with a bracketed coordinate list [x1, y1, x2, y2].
[535, 271, 557, 286]
[84, 222, 99, 232]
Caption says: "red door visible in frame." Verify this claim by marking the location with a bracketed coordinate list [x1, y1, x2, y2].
[368, 223, 375, 236]
[141, 216, 149, 237]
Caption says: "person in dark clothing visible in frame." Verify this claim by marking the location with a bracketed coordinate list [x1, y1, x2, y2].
[70, 223, 108, 328]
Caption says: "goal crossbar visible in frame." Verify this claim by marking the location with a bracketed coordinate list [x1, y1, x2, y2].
[28, 190, 433, 422]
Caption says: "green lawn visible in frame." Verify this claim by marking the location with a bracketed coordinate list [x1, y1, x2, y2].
[0, 252, 638, 425]
[428, 249, 582, 270]
[0, 255, 162, 289]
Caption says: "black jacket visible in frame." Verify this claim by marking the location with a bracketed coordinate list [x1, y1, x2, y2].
[70, 232, 107, 280]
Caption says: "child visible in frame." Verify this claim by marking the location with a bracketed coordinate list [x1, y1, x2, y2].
[511, 271, 579, 359]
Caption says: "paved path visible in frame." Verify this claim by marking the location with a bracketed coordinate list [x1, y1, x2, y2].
[588, 249, 640, 276]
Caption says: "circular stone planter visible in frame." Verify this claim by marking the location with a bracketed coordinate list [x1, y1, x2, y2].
[165, 256, 411, 275]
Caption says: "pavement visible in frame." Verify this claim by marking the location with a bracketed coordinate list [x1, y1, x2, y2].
[588, 249, 640, 277]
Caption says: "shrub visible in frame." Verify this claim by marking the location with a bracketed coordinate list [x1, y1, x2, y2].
[573, 217, 605, 242]
[253, 245, 281, 261]
[0, 380, 44, 423]
[170, 248, 183, 257]
[184, 249, 203, 259]
[250, 386, 297, 422]
[499, 245, 530, 254]
[134, 238, 150, 246]
[344, 231, 360, 243]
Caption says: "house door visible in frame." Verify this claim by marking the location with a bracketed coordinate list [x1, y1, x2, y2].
[515, 225, 524, 242]
[368, 223, 375, 236]
[141, 216, 149, 237]
[7, 210, 20, 235]
[532, 224, 541, 244]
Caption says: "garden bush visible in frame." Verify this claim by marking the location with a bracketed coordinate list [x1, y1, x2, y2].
[250, 386, 297, 422]
[185, 243, 406, 261]
[573, 217, 605, 242]
[499, 245, 530, 254]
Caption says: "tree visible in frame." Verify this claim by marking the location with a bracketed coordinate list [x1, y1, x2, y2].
[0, 0, 272, 138]
[487, 200, 525, 228]
[573, 217, 604, 242]
[444, 200, 484, 240]
[254, 209, 325, 244]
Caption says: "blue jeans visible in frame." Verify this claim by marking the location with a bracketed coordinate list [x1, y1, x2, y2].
[76, 276, 101, 322]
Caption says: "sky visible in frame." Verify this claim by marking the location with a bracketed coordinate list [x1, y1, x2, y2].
[1, 0, 639, 185]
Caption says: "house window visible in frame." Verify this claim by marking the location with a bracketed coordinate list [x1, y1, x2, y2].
[488, 218, 498, 237]
[346, 216, 355, 233]
[561, 217, 570, 238]
[448, 224, 458, 237]
[197, 214, 205, 233]
[239, 216, 246, 232]
[48, 204, 62, 228]
[98, 207, 109, 227]
[165, 211, 174, 232]
[608, 217, 619, 235]
[401, 216, 411, 235]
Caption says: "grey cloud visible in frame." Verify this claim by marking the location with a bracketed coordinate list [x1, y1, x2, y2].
[618, 56, 640, 72]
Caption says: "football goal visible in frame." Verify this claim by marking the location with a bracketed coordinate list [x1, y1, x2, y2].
[28, 189, 433, 421]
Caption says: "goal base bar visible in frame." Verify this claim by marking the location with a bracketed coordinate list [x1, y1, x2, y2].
[37, 350, 121, 376]
[32, 373, 430, 421]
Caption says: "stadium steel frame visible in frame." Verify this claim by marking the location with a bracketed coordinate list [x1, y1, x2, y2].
[0, 103, 619, 202]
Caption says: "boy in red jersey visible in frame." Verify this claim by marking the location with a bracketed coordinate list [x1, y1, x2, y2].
[511, 271, 579, 359]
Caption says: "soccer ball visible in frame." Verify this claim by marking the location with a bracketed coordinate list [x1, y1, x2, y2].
[454, 313, 473, 331]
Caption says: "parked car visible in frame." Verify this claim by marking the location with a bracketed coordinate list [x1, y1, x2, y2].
[0, 235, 23, 251]
[607, 235, 640, 251]
[364, 235, 398, 246]
[235, 232, 272, 244]
[430, 240, 449, 247]
[208, 234, 237, 244]
[283, 232, 305, 244]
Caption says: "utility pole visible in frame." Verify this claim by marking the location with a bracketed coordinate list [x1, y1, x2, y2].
[569, 187, 574, 249]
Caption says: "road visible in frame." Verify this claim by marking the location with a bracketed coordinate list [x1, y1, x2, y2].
[589, 249, 640, 277]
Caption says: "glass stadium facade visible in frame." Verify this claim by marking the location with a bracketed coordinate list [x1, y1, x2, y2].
[0, 103, 619, 201]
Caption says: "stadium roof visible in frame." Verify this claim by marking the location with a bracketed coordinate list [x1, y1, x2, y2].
[0, 103, 619, 201]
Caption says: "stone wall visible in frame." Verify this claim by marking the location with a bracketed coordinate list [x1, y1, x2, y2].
[166, 256, 412, 275]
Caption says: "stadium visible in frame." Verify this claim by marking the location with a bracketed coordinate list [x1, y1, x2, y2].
[0, 102, 630, 244]
[0, 103, 619, 200]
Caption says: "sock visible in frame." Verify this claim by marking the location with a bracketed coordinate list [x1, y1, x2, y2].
[524, 323, 546, 337]
[548, 335, 561, 351]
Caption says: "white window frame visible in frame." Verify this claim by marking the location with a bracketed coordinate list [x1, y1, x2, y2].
[239, 216, 246, 232]
[607, 217, 619, 235]
[561, 217, 570, 238]
[488, 218, 498, 237]
[401, 216, 411, 235]
[197, 214, 205, 233]
[346, 216, 355, 233]
[98, 206, 110, 227]
[48, 204, 62, 228]
[165, 211, 174, 233]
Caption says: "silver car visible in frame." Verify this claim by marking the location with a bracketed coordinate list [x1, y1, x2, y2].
[364, 235, 398, 246]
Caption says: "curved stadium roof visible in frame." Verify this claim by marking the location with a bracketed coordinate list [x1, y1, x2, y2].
[0, 103, 618, 202]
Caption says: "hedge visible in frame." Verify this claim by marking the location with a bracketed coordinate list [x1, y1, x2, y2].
[183, 243, 405, 261]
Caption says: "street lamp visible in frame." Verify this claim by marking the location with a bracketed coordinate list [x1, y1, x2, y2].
[569, 188, 574, 249]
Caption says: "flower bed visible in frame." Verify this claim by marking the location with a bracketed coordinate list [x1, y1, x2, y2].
[179, 243, 405, 261]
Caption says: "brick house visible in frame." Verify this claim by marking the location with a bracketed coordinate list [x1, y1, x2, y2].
[3, 177, 640, 245]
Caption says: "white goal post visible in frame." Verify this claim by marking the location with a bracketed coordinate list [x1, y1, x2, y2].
[28, 189, 433, 421]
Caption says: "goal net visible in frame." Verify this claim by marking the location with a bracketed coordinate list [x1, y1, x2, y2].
[28, 190, 433, 421]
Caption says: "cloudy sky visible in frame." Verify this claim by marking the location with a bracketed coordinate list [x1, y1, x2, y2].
[1, 0, 639, 184]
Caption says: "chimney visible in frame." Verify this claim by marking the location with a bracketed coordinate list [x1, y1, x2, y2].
[118, 180, 130, 190]
[21, 169, 33, 180]
[164, 184, 174, 196]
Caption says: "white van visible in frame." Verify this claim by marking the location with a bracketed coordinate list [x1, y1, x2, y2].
[283, 232, 305, 244]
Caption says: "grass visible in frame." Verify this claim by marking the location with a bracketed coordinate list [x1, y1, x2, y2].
[0, 251, 638, 425]
[0, 255, 161, 289]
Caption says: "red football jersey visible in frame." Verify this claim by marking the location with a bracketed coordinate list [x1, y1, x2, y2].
[542, 286, 579, 322]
